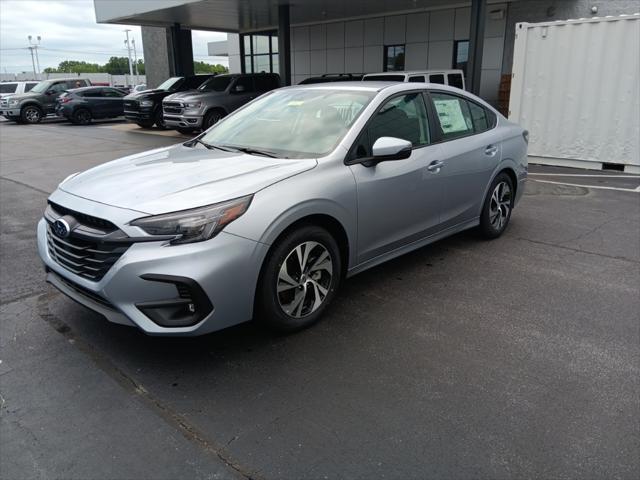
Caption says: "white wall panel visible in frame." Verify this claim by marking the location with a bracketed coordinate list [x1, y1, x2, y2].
[384, 15, 406, 44]
[293, 50, 310, 75]
[292, 26, 309, 51]
[326, 22, 345, 49]
[364, 18, 384, 45]
[427, 41, 453, 69]
[429, 9, 454, 41]
[345, 47, 364, 73]
[309, 50, 327, 74]
[363, 45, 383, 72]
[345, 20, 364, 47]
[509, 14, 640, 170]
[482, 36, 503, 69]
[326, 48, 345, 73]
[405, 42, 428, 70]
[309, 24, 326, 50]
[406, 13, 428, 44]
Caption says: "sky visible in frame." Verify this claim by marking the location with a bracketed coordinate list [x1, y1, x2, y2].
[0, 0, 228, 74]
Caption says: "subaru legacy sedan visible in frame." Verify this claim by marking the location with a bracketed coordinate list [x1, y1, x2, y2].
[37, 82, 528, 335]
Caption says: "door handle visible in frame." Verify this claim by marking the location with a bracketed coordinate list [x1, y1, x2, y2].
[485, 145, 498, 156]
[427, 160, 444, 172]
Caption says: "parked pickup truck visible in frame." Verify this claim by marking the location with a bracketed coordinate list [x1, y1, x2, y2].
[0, 81, 39, 99]
[0, 78, 91, 123]
[123, 74, 214, 129]
[162, 73, 281, 134]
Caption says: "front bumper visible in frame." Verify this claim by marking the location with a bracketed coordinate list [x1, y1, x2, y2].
[0, 107, 21, 117]
[37, 193, 269, 336]
[124, 107, 154, 122]
[163, 114, 204, 129]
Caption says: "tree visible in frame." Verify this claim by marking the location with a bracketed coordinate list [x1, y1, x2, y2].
[102, 56, 133, 75]
[193, 61, 228, 74]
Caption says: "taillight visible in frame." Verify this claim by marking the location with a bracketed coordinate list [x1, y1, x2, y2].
[60, 96, 72, 103]
[522, 130, 529, 144]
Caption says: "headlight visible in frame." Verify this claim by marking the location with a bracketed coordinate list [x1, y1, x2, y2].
[184, 102, 201, 109]
[139, 99, 154, 107]
[130, 195, 252, 245]
[8, 98, 19, 105]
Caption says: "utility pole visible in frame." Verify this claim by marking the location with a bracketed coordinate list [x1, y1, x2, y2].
[124, 29, 134, 87]
[27, 35, 41, 79]
[132, 38, 139, 84]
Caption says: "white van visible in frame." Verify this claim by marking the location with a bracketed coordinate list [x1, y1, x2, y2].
[0, 81, 39, 98]
[362, 70, 466, 90]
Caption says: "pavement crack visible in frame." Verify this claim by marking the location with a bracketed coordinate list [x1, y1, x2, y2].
[35, 292, 261, 480]
[0, 176, 49, 195]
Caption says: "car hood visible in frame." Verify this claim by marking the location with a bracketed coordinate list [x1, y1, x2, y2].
[4, 92, 38, 101]
[164, 90, 224, 102]
[59, 144, 317, 215]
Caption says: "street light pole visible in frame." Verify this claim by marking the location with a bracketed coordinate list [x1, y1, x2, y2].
[132, 38, 139, 84]
[124, 29, 134, 87]
[27, 35, 41, 79]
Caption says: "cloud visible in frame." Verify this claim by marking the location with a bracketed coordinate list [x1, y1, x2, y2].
[0, 0, 228, 74]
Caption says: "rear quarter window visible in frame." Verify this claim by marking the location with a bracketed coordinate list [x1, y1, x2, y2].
[0, 83, 17, 94]
[429, 74, 445, 84]
[448, 73, 464, 90]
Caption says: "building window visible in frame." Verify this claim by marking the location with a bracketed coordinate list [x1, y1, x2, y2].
[241, 31, 279, 74]
[453, 40, 469, 76]
[384, 45, 405, 72]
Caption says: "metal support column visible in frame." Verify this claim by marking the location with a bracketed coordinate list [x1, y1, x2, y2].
[467, 0, 486, 96]
[278, 4, 292, 86]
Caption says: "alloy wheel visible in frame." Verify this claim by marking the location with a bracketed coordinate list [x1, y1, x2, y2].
[489, 181, 512, 231]
[277, 241, 333, 318]
[24, 107, 41, 123]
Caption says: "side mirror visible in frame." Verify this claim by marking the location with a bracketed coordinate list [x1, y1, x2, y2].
[372, 137, 413, 159]
[45, 89, 56, 95]
[233, 84, 246, 93]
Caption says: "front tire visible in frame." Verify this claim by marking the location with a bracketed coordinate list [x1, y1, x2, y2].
[479, 172, 514, 239]
[154, 108, 167, 129]
[20, 105, 42, 124]
[256, 225, 342, 333]
[203, 109, 224, 130]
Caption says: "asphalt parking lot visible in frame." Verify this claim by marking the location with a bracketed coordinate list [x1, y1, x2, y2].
[1, 119, 638, 480]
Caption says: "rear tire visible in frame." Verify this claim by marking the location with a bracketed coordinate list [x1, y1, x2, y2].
[72, 108, 92, 125]
[20, 105, 42, 124]
[479, 172, 514, 239]
[256, 225, 342, 333]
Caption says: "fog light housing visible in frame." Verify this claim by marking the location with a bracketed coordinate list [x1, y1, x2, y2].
[136, 274, 213, 327]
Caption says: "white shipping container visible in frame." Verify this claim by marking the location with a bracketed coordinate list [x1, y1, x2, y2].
[509, 14, 640, 173]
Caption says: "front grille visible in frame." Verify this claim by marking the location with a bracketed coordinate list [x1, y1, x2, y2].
[53, 271, 115, 310]
[0, 98, 8, 108]
[163, 101, 183, 114]
[46, 226, 131, 281]
[49, 202, 117, 233]
[124, 100, 139, 111]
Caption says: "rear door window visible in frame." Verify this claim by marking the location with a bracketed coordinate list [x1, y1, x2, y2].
[0, 83, 17, 94]
[408, 76, 425, 83]
[103, 88, 125, 98]
[429, 74, 445, 84]
[448, 73, 464, 90]
[233, 76, 255, 93]
[430, 92, 474, 140]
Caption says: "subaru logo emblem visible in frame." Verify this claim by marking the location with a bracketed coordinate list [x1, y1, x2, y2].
[52, 218, 71, 238]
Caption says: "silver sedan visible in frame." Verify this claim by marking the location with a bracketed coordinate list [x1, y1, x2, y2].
[37, 82, 528, 335]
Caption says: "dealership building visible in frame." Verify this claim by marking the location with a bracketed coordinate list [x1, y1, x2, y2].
[94, 0, 637, 108]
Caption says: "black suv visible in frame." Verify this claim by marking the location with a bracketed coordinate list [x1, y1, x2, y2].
[0, 78, 91, 124]
[123, 75, 215, 129]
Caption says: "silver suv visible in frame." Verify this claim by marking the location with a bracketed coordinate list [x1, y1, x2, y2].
[162, 73, 280, 134]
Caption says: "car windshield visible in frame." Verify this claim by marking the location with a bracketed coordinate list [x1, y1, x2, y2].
[199, 76, 232, 92]
[200, 89, 376, 158]
[157, 77, 183, 91]
[363, 75, 405, 82]
[29, 81, 52, 93]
